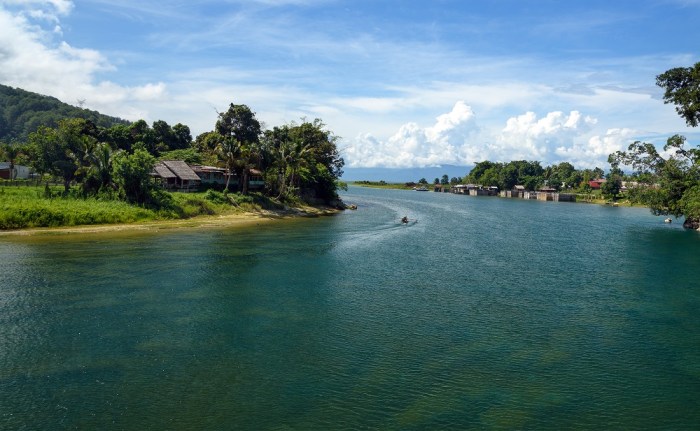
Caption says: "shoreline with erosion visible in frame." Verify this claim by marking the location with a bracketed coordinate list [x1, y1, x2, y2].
[0, 205, 341, 238]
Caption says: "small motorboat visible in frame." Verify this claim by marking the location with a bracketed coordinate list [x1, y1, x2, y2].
[400, 216, 417, 225]
[664, 218, 672, 223]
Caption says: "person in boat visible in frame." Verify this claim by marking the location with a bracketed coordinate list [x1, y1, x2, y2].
[401, 216, 409, 224]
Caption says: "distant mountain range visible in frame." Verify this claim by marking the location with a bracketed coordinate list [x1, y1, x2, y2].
[341, 165, 472, 183]
[0, 84, 130, 143]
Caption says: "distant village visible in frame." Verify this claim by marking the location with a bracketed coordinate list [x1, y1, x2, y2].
[432, 179, 638, 202]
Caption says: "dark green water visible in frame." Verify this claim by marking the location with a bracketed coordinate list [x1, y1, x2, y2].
[1, 186, 700, 430]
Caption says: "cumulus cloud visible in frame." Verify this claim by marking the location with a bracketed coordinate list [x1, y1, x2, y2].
[494, 110, 597, 160]
[556, 128, 636, 168]
[344, 103, 637, 169]
[0, 2, 167, 121]
[344, 101, 479, 167]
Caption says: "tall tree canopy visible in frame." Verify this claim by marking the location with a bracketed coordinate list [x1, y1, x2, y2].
[656, 62, 700, 127]
[609, 63, 700, 228]
[610, 135, 700, 227]
[215, 103, 262, 193]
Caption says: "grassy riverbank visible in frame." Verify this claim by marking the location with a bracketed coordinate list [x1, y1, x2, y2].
[0, 185, 334, 232]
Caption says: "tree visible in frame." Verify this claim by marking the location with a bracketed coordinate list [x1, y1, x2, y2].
[215, 103, 262, 193]
[656, 62, 700, 127]
[81, 142, 114, 195]
[112, 148, 157, 204]
[102, 124, 133, 152]
[547, 162, 576, 190]
[217, 137, 242, 191]
[152, 120, 175, 153]
[601, 158, 623, 200]
[441, 174, 449, 185]
[129, 120, 156, 155]
[28, 118, 98, 193]
[611, 135, 700, 228]
[262, 125, 313, 199]
[285, 119, 344, 202]
[609, 62, 700, 229]
[172, 123, 192, 150]
[1, 143, 23, 180]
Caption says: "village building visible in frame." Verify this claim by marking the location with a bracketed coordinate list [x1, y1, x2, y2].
[191, 165, 229, 187]
[0, 163, 32, 180]
[248, 168, 265, 190]
[588, 179, 606, 189]
[151, 160, 201, 191]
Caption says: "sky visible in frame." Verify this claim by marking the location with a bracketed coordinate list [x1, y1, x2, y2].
[1, 0, 699, 173]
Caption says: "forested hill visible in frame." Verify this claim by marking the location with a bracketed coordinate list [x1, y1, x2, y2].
[0, 84, 130, 143]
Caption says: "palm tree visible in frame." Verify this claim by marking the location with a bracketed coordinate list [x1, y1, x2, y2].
[82, 142, 114, 194]
[2, 143, 22, 180]
[217, 137, 241, 190]
[284, 138, 312, 197]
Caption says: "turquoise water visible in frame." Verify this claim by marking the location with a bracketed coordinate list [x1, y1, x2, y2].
[1, 186, 700, 430]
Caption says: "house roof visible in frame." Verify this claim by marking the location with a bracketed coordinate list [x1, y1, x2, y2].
[161, 160, 201, 181]
[152, 162, 177, 179]
[191, 165, 227, 174]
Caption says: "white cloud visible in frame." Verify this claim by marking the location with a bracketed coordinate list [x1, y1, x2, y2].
[1, 0, 74, 15]
[556, 128, 636, 168]
[344, 101, 479, 167]
[0, 3, 171, 122]
[344, 104, 638, 169]
[494, 110, 598, 161]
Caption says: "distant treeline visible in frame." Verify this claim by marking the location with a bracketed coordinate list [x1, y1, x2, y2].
[0, 84, 130, 143]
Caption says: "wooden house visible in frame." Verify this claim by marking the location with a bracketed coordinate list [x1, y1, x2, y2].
[152, 160, 201, 191]
[588, 179, 606, 189]
[191, 165, 229, 187]
[247, 168, 265, 190]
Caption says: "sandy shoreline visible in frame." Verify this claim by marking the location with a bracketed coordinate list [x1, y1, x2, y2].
[0, 206, 341, 237]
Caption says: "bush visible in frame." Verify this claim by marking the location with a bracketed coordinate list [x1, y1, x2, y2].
[203, 189, 230, 205]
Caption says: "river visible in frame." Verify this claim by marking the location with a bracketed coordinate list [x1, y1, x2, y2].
[1, 186, 699, 429]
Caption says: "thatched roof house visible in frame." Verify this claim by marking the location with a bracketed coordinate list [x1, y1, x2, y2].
[152, 160, 201, 191]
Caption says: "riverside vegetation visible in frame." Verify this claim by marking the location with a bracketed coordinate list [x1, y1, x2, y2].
[355, 62, 700, 229]
[1, 62, 699, 230]
[0, 100, 346, 230]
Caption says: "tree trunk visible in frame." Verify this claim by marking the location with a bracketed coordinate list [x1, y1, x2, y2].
[241, 170, 249, 195]
[683, 217, 700, 230]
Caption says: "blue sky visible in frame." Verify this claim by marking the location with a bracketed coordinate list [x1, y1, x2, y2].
[1, 0, 699, 171]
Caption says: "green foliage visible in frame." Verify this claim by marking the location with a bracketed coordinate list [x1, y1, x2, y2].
[112, 149, 157, 204]
[260, 119, 343, 202]
[465, 160, 546, 190]
[680, 185, 700, 220]
[0, 84, 129, 143]
[203, 189, 230, 205]
[5, 93, 350, 229]
[0, 186, 154, 229]
[656, 62, 700, 127]
[611, 135, 700, 219]
[159, 148, 202, 164]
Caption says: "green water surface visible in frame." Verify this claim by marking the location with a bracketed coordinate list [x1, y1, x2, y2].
[1, 186, 699, 430]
